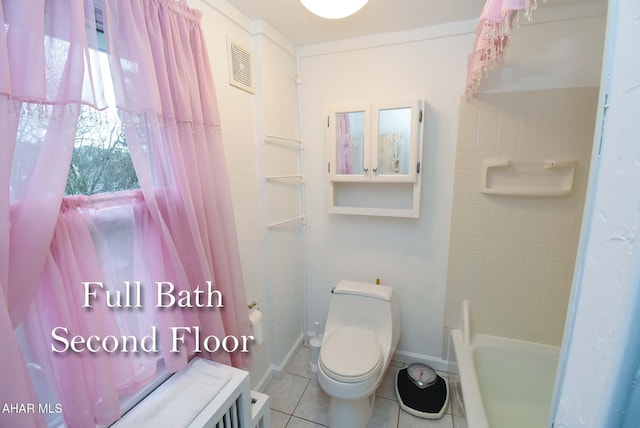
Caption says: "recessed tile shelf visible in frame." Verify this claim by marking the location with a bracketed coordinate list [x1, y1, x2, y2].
[481, 159, 576, 196]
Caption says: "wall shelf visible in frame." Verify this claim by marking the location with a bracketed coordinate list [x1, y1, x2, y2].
[480, 159, 576, 196]
[264, 134, 306, 227]
[267, 215, 306, 228]
[265, 134, 301, 143]
[266, 174, 303, 180]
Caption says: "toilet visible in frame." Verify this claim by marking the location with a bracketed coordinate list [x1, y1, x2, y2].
[317, 280, 401, 428]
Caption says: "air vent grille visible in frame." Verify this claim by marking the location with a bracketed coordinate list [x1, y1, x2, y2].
[227, 39, 254, 94]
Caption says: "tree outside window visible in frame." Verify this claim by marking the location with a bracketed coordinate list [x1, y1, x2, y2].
[65, 109, 139, 196]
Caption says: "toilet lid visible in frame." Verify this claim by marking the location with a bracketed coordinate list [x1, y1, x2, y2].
[320, 327, 382, 383]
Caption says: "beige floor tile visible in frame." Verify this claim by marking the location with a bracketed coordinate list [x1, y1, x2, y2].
[265, 372, 309, 414]
[376, 365, 400, 401]
[287, 345, 311, 378]
[367, 396, 400, 428]
[286, 416, 327, 427]
[292, 382, 331, 426]
[270, 409, 291, 428]
[264, 345, 455, 428]
[398, 411, 454, 428]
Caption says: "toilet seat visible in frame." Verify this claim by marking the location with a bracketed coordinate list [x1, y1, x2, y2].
[320, 326, 382, 383]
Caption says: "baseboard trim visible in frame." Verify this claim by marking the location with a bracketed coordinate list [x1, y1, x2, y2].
[254, 334, 304, 392]
[392, 349, 449, 372]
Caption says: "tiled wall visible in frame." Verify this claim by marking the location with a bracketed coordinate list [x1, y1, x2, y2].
[444, 87, 598, 345]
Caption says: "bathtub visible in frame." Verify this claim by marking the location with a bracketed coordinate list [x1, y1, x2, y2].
[449, 329, 560, 428]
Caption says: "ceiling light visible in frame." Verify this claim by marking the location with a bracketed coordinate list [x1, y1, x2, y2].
[300, 0, 369, 19]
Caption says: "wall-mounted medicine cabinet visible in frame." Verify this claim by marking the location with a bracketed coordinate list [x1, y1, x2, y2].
[328, 100, 422, 183]
[327, 99, 424, 218]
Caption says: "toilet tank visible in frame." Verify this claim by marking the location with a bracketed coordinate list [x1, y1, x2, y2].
[324, 280, 401, 357]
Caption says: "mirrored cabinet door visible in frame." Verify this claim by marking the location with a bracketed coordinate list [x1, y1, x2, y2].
[327, 99, 424, 217]
[372, 100, 421, 183]
[328, 100, 422, 183]
[329, 107, 371, 182]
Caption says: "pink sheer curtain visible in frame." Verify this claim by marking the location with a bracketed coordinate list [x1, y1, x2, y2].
[2, 0, 252, 425]
[104, 0, 252, 369]
[465, 0, 537, 98]
[25, 197, 126, 426]
[19, 192, 173, 426]
[0, 1, 106, 427]
[19, 187, 211, 427]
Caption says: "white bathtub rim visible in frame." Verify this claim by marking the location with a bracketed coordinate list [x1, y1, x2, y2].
[451, 329, 562, 428]
[467, 331, 561, 353]
[451, 329, 490, 428]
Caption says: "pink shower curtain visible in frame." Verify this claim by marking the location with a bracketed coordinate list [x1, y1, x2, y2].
[465, 0, 537, 98]
[0, 1, 106, 427]
[104, 0, 252, 369]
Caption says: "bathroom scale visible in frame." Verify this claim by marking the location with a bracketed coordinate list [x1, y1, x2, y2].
[395, 363, 449, 419]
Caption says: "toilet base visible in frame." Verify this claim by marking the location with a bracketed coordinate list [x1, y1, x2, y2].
[328, 393, 375, 428]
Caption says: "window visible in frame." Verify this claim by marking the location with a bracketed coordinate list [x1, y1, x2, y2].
[10, 1, 243, 424]
[16, 34, 160, 428]
[65, 51, 139, 196]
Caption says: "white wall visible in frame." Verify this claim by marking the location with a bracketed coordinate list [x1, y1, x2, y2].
[298, 2, 606, 362]
[194, 0, 302, 388]
[191, 0, 607, 384]
[552, 0, 640, 425]
[445, 87, 597, 346]
[253, 23, 305, 368]
[299, 25, 470, 363]
[481, 3, 607, 93]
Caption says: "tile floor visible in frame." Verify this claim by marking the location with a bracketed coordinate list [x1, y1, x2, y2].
[264, 345, 456, 428]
